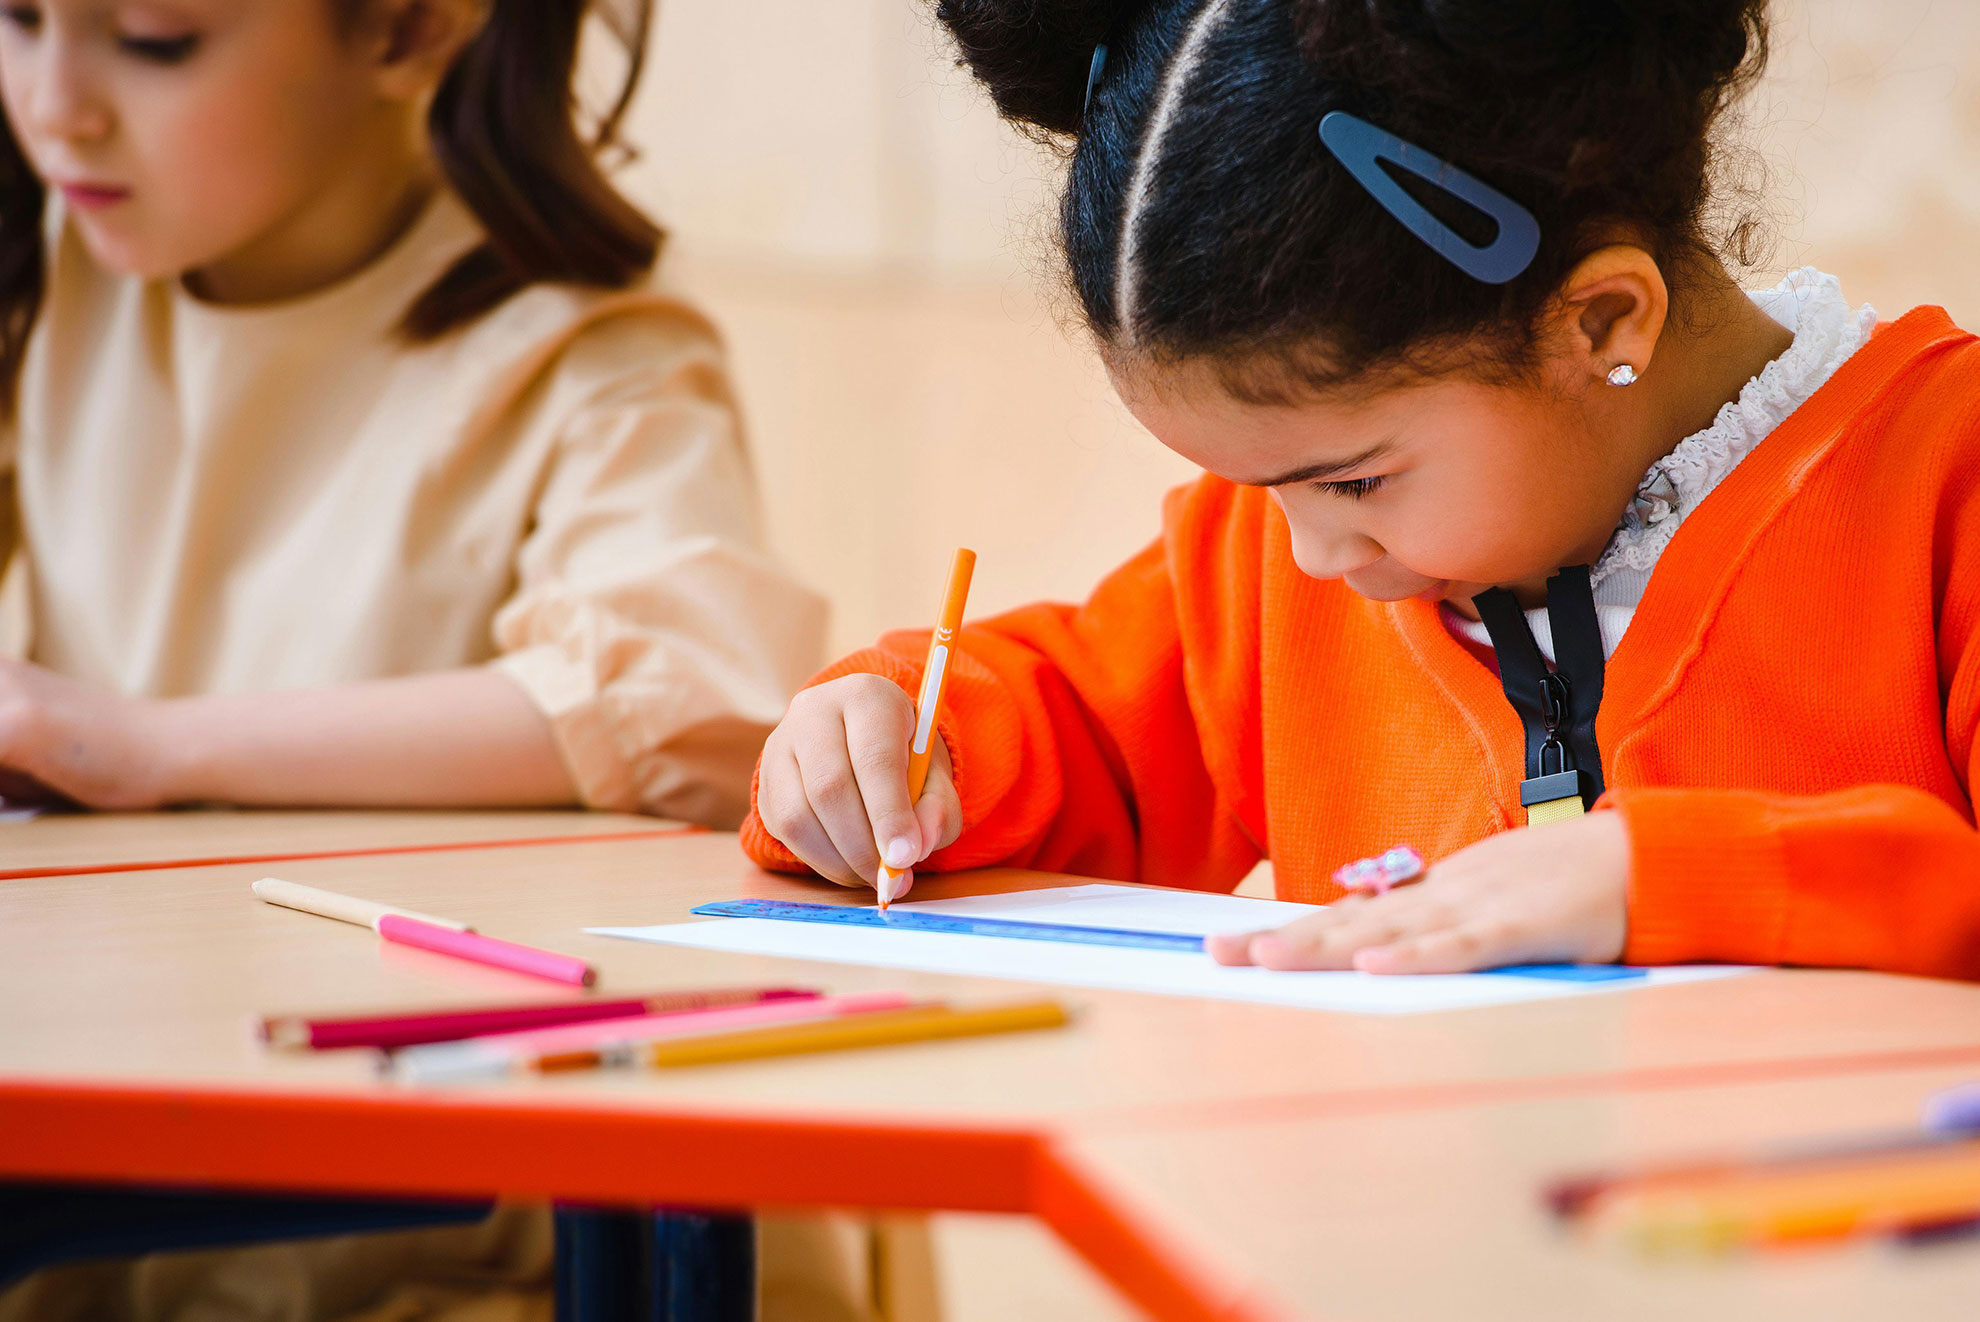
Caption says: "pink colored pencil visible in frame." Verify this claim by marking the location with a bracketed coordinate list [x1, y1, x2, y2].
[376, 913, 596, 987]
[387, 991, 917, 1083]
[472, 991, 914, 1057]
[260, 986, 820, 1051]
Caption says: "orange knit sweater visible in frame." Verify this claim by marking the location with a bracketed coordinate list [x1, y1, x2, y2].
[744, 307, 1980, 979]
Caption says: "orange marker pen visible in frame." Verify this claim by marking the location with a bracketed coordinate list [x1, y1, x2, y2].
[877, 547, 976, 908]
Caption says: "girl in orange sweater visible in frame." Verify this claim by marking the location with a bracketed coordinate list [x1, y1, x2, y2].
[746, 0, 1980, 981]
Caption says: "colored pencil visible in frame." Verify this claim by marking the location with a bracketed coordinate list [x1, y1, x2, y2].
[252, 876, 472, 932]
[876, 547, 976, 909]
[1926, 1082, 1980, 1134]
[1588, 1140, 1980, 1255]
[1547, 1128, 1980, 1220]
[260, 986, 820, 1051]
[376, 913, 595, 986]
[643, 998, 1068, 1069]
[387, 991, 914, 1084]
[532, 991, 921, 1072]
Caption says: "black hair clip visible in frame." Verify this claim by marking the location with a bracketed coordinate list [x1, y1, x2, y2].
[1317, 111, 1540, 284]
[1083, 44, 1109, 119]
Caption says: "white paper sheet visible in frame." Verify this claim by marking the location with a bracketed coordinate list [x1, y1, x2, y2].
[900, 884, 1318, 934]
[589, 884, 1748, 1016]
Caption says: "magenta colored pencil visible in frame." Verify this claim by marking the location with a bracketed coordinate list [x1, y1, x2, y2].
[448, 990, 914, 1058]
[377, 914, 596, 986]
[261, 986, 820, 1051]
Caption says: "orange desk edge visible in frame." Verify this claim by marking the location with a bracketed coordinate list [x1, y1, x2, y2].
[0, 1078, 1269, 1322]
[0, 824, 704, 882]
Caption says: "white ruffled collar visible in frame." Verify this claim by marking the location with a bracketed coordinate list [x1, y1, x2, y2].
[1590, 267, 1877, 594]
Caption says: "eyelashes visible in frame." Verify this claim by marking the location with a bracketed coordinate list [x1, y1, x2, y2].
[0, 8, 201, 64]
[118, 33, 200, 64]
[1312, 475, 1389, 501]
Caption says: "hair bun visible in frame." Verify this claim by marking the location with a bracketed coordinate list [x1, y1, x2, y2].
[1302, 0, 1767, 199]
[1409, 0, 1762, 100]
[934, 0, 1151, 136]
[1415, 0, 1628, 74]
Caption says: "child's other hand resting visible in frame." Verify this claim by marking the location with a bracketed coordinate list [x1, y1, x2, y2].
[1208, 812, 1631, 974]
[0, 656, 580, 812]
[756, 674, 962, 899]
[0, 658, 174, 809]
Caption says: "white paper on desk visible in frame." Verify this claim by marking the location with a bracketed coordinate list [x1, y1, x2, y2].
[589, 884, 1748, 1016]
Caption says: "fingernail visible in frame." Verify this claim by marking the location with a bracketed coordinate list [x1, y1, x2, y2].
[882, 836, 918, 869]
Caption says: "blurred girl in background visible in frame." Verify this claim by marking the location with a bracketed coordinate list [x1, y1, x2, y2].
[0, 0, 823, 826]
[0, 2, 892, 1319]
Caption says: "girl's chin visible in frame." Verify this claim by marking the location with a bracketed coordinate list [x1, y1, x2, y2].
[68, 220, 194, 283]
[1341, 572, 1452, 604]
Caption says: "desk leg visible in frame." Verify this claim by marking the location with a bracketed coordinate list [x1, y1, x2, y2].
[652, 1211, 754, 1322]
[554, 1207, 754, 1322]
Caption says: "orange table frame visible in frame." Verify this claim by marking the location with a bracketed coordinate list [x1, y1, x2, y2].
[12, 1044, 1980, 1321]
[1, 1080, 1265, 1322]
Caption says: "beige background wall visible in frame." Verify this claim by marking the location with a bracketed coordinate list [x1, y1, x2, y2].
[618, 0, 1980, 657]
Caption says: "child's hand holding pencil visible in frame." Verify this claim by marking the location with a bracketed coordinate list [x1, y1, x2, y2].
[757, 678, 962, 900]
[757, 550, 975, 906]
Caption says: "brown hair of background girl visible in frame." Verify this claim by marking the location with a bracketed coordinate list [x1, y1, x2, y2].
[0, 0, 661, 407]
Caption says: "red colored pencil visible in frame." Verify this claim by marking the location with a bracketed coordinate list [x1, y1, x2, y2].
[260, 986, 820, 1051]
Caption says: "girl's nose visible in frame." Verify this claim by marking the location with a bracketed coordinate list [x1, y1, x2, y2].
[1285, 522, 1384, 581]
[28, 44, 113, 145]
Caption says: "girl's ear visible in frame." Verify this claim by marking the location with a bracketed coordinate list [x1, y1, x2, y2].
[364, 0, 486, 102]
[1549, 245, 1671, 387]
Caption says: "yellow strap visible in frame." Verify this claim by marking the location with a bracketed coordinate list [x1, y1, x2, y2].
[1525, 795, 1586, 827]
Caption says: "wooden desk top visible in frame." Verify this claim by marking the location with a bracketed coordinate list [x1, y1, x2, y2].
[7, 830, 1980, 1120]
[4, 825, 1977, 1320]
[0, 808, 690, 879]
[1059, 1064, 1980, 1321]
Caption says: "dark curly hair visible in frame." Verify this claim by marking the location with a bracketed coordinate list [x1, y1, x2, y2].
[0, 0, 661, 409]
[934, 0, 1771, 398]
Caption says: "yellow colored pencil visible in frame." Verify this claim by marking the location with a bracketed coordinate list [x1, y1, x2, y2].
[1596, 1141, 1980, 1254]
[876, 547, 976, 908]
[642, 998, 1065, 1069]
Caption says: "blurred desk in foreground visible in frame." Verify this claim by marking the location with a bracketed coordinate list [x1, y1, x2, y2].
[1059, 1065, 1980, 1321]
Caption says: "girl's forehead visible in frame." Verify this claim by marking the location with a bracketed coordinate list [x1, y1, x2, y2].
[1112, 354, 1476, 428]
[1112, 368, 1386, 467]
[1110, 353, 1560, 479]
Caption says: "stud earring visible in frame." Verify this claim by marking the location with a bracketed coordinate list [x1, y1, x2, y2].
[1606, 364, 1639, 387]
